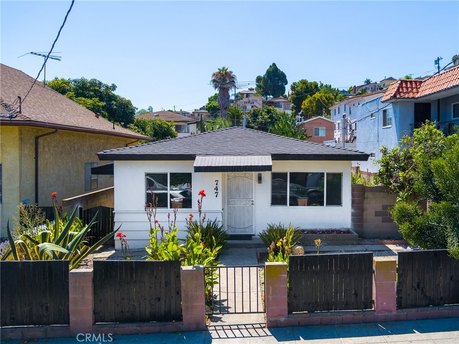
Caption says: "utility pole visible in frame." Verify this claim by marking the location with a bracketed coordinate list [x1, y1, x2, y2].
[434, 57, 443, 73]
[341, 114, 347, 148]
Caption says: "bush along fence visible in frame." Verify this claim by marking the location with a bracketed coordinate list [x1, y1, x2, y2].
[1, 250, 459, 340]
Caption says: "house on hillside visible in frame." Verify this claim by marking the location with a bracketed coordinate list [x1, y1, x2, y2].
[0, 64, 148, 236]
[236, 89, 262, 111]
[329, 65, 459, 174]
[97, 127, 369, 249]
[297, 116, 335, 144]
[330, 91, 388, 173]
[266, 97, 292, 113]
[191, 109, 210, 121]
[137, 111, 198, 137]
[382, 64, 459, 136]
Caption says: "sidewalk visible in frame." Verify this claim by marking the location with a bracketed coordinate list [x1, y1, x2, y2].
[7, 317, 458, 343]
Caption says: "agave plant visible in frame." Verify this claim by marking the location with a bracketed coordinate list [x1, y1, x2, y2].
[2, 205, 118, 270]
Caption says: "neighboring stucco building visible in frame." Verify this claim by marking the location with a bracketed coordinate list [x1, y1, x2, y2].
[137, 111, 198, 137]
[0, 64, 147, 236]
[266, 97, 292, 113]
[236, 89, 262, 111]
[330, 65, 459, 174]
[98, 127, 368, 249]
[298, 116, 335, 144]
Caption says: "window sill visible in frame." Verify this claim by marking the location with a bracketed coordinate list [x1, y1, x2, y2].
[382, 125, 392, 129]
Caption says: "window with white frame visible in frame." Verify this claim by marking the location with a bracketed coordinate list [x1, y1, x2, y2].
[313, 127, 326, 137]
[453, 103, 459, 119]
[271, 172, 342, 207]
[382, 109, 392, 127]
[146, 173, 192, 208]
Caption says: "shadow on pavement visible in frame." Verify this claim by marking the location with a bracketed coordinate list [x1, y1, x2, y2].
[269, 317, 459, 341]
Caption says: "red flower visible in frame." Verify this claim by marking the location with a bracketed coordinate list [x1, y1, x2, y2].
[198, 189, 206, 197]
[189, 213, 193, 218]
[155, 219, 159, 224]
[51, 192, 57, 200]
[116, 232, 126, 239]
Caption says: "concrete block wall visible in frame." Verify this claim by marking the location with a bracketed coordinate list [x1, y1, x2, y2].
[352, 185, 401, 239]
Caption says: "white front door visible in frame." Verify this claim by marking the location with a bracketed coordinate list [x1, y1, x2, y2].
[226, 173, 254, 234]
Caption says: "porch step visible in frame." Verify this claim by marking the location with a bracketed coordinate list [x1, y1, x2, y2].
[226, 236, 266, 249]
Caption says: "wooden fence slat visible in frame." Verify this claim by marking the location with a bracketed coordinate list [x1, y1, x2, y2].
[397, 250, 459, 308]
[288, 252, 373, 313]
[0, 261, 69, 326]
[93, 260, 182, 323]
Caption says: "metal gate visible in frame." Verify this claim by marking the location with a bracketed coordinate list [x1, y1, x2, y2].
[205, 265, 264, 314]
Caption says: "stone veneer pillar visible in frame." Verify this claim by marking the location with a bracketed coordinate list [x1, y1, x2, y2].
[69, 269, 94, 334]
[181, 266, 206, 331]
[265, 262, 288, 326]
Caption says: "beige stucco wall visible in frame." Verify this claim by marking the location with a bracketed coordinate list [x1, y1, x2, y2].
[0, 125, 137, 236]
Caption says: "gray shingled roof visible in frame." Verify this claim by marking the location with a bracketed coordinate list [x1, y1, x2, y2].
[98, 127, 369, 161]
[0, 64, 148, 140]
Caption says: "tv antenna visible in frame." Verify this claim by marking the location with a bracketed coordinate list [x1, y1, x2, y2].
[18, 51, 62, 85]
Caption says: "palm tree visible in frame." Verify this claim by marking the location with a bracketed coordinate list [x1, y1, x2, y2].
[211, 67, 237, 119]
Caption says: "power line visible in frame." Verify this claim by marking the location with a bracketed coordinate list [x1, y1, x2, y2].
[21, 0, 75, 106]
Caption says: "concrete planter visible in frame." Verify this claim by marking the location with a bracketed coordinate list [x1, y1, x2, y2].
[299, 229, 359, 245]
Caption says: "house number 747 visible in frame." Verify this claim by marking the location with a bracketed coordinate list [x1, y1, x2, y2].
[214, 180, 219, 197]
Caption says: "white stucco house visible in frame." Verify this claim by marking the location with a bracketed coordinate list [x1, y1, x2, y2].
[98, 127, 369, 249]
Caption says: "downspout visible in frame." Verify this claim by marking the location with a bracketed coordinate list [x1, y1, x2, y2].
[437, 99, 441, 129]
[35, 129, 58, 203]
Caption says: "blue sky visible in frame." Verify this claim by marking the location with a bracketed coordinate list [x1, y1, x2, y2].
[2, 1, 458, 112]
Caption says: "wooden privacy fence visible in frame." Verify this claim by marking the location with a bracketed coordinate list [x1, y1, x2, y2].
[81, 206, 114, 246]
[0, 261, 69, 326]
[288, 252, 373, 313]
[397, 250, 459, 308]
[93, 260, 182, 323]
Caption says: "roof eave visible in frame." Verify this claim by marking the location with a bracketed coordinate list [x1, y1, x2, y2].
[98, 153, 369, 162]
[0, 119, 150, 140]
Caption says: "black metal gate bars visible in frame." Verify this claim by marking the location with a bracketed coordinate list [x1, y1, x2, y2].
[205, 265, 264, 314]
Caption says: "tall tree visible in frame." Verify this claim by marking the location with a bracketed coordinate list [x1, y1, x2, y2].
[202, 93, 220, 117]
[301, 90, 335, 118]
[211, 67, 237, 119]
[289, 79, 320, 115]
[128, 118, 177, 141]
[256, 63, 288, 98]
[48, 77, 136, 126]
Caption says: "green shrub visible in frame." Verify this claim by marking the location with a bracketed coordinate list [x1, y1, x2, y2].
[259, 223, 301, 248]
[2, 204, 116, 270]
[260, 223, 301, 262]
[187, 219, 228, 251]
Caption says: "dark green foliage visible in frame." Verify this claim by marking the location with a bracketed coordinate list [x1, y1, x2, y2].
[187, 219, 228, 251]
[256, 63, 288, 98]
[129, 118, 177, 141]
[289, 79, 342, 116]
[203, 93, 220, 117]
[269, 111, 307, 139]
[48, 77, 136, 126]
[377, 122, 459, 258]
